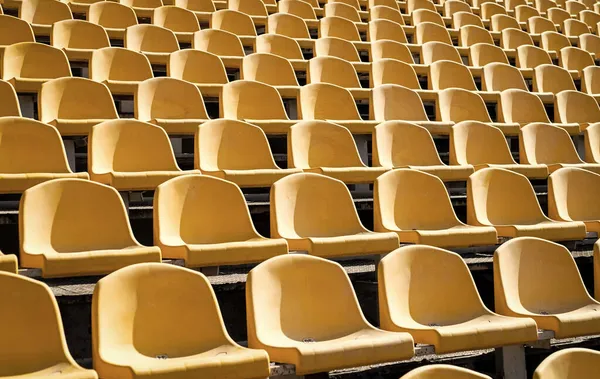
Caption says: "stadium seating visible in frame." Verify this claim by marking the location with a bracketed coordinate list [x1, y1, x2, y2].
[541, 31, 570, 54]
[555, 90, 600, 131]
[378, 246, 537, 352]
[482, 63, 528, 92]
[0, 272, 98, 378]
[121, 0, 163, 19]
[88, 1, 138, 40]
[520, 123, 600, 173]
[19, 179, 161, 278]
[195, 119, 300, 186]
[373, 121, 473, 181]
[560, 46, 595, 73]
[0, 252, 17, 274]
[255, 33, 304, 61]
[471, 45, 509, 67]
[459, 25, 495, 47]
[533, 348, 600, 379]
[501, 27, 534, 49]
[450, 121, 548, 178]
[288, 121, 388, 183]
[315, 36, 363, 63]
[268, 12, 311, 41]
[320, 16, 362, 42]
[468, 168, 586, 240]
[20, 0, 73, 37]
[400, 365, 492, 379]
[212, 9, 258, 41]
[585, 122, 600, 163]
[583, 65, 600, 95]
[242, 52, 299, 88]
[371, 58, 422, 88]
[374, 170, 497, 247]
[168, 49, 227, 97]
[39, 77, 119, 136]
[429, 60, 479, 91]
[175, 0, 215, 23]
[517, 45, 553, 69]
[495, 237, 600, 338]
[153, 5, 200, 43]
[533, 64, 577, 93]
[124, 24, 179, 65]
[88, 119, 196, 190]
[90, 47, 154, 95]
[0, 79, 21, 117]
[368, 19, 409, 43]
[0, 15, 35, 57]
[136, 77, 210, 134]
[93, 263, 270, 379]
[246, 254, 414, 374]
[270, 173, 399, 257]
[564, 18, 590, 37]
[51, 19, 111, 62]
[370, 5, 405, 24]
[421, 41, 462, 65]
[371, 39, 415, 62]
[308, 56, 367, 97]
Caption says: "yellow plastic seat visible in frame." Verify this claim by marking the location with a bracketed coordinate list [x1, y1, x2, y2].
[453, 11, 484, 29]
[212, 9, 257, 39]
[415, 21, 452, 45]
[407, 0, 435, 13]
[136, 77, 209, 135]
[154, 175, 287, 267]
[242, 52, 299, 87]
[2, 42, 71, 93]
[370, 0, 400, 10]
[373, 84, 454, 135]
[0, 252, 17, 273]
[271, 173, 400, 257]
[320, 16, 362, 42]
[0, 117, 89, 193]
[368, 19, 408, 43]
[51, 19, 110, 62]
[20, 179, 161, 278]
[450, 121, 548, 178]
[255, 33, 304, 60]
[548, 6, 570, 24]
[438, 88, 520, 135]
[375, 170, 497, 247]
[315, 36, 361, 62]
[20, 0, 72, 37]
[564, 18, 590, 37]
[153, 5, 200, 43]
[482, 62, 527, 91]
[540, 31, 570, 55]
[222, 80, 294, 134]
[307, 56, 365, 96]
[371, 58, 421, 88]
[39, 77, 118, 136]
[412, 8, 445, 26]
[88, 1, 138, 40]
[506, 0, 526, 11]
[560, 46, 594, 72]
[533, 63, 576, 93]
[584, 122, 600, 163]
[494, 237, 600, 337]
[371, 39, 414, 62]
[0, 79, 21, 117]
[0, 14, 35, 57]
[90, 47, 153, 95]
[370, 5, 404, 24]
[521, 123, 600, 175]
[288, 121, 388, 183]
[62, 0, 104, 16]
[555, 89, 600, 130]
[168, 49, 227, 97]
[373, 121, 473, 181]
[89, 119, 196, 190]
[196, 119, 300, 186]
[580, 33, 600, 58]
[379, 245, 537, 352]
[174, 0, 215, 23]
[445, 0, 473, 17]
[528, 16, 556, 34]
[324, 2, 362, 22]
[468, 169, 586, 240]
[533, 348, 600, 379]
[121, 0, 163, 18]
[246, 254, 413, 374]
[501, 27, 534, 49]
[230, 0, 268, 20]
[482, 3, 508, 23]
[93, 263, 270, 379]
[548, 167, 600, 233]
[421, 41, 462, 65]
[429, 60, 477, 91]
[459, 25, 494, 47]
[517, 45, 553, 69]
[268, 12, 311, 41]
[400, 365, 492, 379]
[193, 29, 245, 58]
[124, 24, 179, 65]
[0, 272, 98, 378]
[582, 11, 600, 33]
[278, 0, 317, 20]
[515, 5, 539, 23]
[490, 14, 520, 32]
[535, 0, 557, 14]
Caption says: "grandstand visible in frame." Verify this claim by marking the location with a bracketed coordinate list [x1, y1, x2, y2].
[3, 0, 600, 377]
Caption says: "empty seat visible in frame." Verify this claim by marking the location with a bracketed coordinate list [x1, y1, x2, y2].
[371, 58, 421, 88]
[196, 119, 300, 186]
[168, 49, 227, 97]
[90, 47, 153, 95]
[560, 46, 595, 72]
[2, 42, 71, 93]
[581, 10, 600, 33]
[580, 33, 600, 57]
[501, 27, 534, 49]
[483, 62, 527, 91]
[459, 25, 495, 47]
[255, 33, 304, 61]
[373, 84, 454, 135]
[93, 263, 270, 378]
[121, 0, 163, 18]
[421, 41, 462, 64]
[230, 0, 268, 20]
[407, 0, 435, 13]
[89, 119, 197, 190]
[212, 9, 257, 39]
[20, 179, 161, 277]
[517, 45, 553, 69]
[288, 121, 388, 183]
[243, 53, 299, 87]
[320, 16, 361, 41]
[0, 79, 21, 117]
[482, 3, 508, 22]
[370, 5, 404, 24]
[174, 0, 215, 23]
[368, 19, 408, 43]
[371, 39, 414, 62]
[0, 272, 98, 378]
[88, 1, 138, 40]
[415, 21, 452, 45]
[585, 122, 600, 163]
[453, 11, 484, 29]
[307, 56, 365, 94]
[533, 64, 576, 93]
[548, 6, 571, 24]
[0, 15, 35, 56]
[556, 90, 600, 130]
[412, 9, 445, 26]
[533, 348, 600, 379]
[429, 60, 477, 91]
[373, 121, 474, 181]
[528, 16, 556, 34]
[515, 5, 539, 23]
[521, 123, 600, 173]
[153, 5, 200, 42]
[325, 2, 362, 22]
[370, 0, 400, 10]
[450, 121, 548, 178]
[268, 13, 311, 41]
[445, 0, 472, 17]
[468, 169, 586, 240]
[246, 254, 413, 374]
[51, 19, 110, 62]
[564, 18, 590, 37]
[124, 24, 179, 65]
[495, 237, 600, 337]
[136, 77, 209, 134]
[540, 31, 570, 54]
[438, 88, 520, 135]
[20, 0, 72, 36]
[400, 365, 492, 379]
[375, 170, 497, 247]
[315, 36, 361, 62]
[278, 0, 317, 20]
[271, 173, 400, 257]
[379, 245, 537, 352]
[193, 29, 245, 58]
[490, 14, 520, 32]
[0, 252, 17, 274]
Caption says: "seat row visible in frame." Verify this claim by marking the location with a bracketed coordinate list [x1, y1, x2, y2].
[3, 239, 600, 377]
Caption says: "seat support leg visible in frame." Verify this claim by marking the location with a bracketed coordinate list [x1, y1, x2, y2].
[64, 139, 76, 172]
[353, 134, 370, 193]
[496, 344, 527, 379]
[572, 134, 585, 160]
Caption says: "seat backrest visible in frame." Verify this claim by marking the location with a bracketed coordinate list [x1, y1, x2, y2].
[585, 122, 600, 163]
[0, 117, 72, 173]
[174, 0, 215, 12]
[520, 123, 582, 165]
[370, 5, 404, 24]
[445, 0, 473, 17]
[421, 41, 462, 64]
[450, 121, 516, 165]
[515, 4, 539, 22]
[90, 47, 153, 83]
[2, 42, 71, 81]
[407, 0, 435, 13]
[230, 0, 268, 16]
[268, 12, 310, 39]
[500, 88, 550, 124]
[169, 49, 226, 84]
[308, 55, 361, 88]
[534, 63, 576, 92]
[430, 60, 477, 90]
[560, 46, 595, 72]
[547, 6, 570, 24]
[21, 179, 137, 252]
[415, 21, 452, 45]
[468, 169, 547, 225]
[89, 119, 179, 174]
[212, 9, 257, 37]
[320, 16, 361, 41]
[39, 77, 118, 122]
[483, 62, 527, 91]
[583, 65, 600, 95]
[556, 89, 600, 124]
[564, 18, 590, 37]
[223, 80, 289, 120]
[490, 13, 519, 31]
[579, 33, 600, 57]
[125, 24, 179, 54]
[581, 10, 600, 32]
[0, 15, 35, 47]
[270, 173, 367, 238]
[136, 77, 208, 121]
[453, 11, 484, 28]
[324, 2, 361, 22]
[193, 29, 245, 56]
[0, 80, 21, 117]
[517, 45, 552, 68]
[481, 3, 507, 21]
[300, 82, 362, 120]
[459, 24, 494, 47]
[541, 31, 570, 53]
[566, 0, 587, 15]
[153, 5, 200, 33]
[529, 15, 557, 34]
[371, 39, 414, 62]
[195, 119, 278, 171]
[438, 88, 491, 123]
[88, 1, 138, 29]
[470, 43, 509, 66]
[255, 33, 303, 60]
[368, 19, 407, 43]
[535, 0, 557, 14]
[373, 84, 430, 122]
[400, 365, 492, 379]
[121, 0, 163, 9]
[288, 120, 365, 168]
[501, 27, 534, 49]
[278, 0, 317, 19]
[315, 36, 361, 62]
[412, 8, 445, 26]
[372, 58, 421, 88]
[243, 53, 299, 86]
[20, 0, 72, 26]
[548, 167, 600, 224]
[0, 272, 74, 376]
[52, 19, 110, 51]
[369, 0, 400, 10]
[533, 348, 600, 379]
